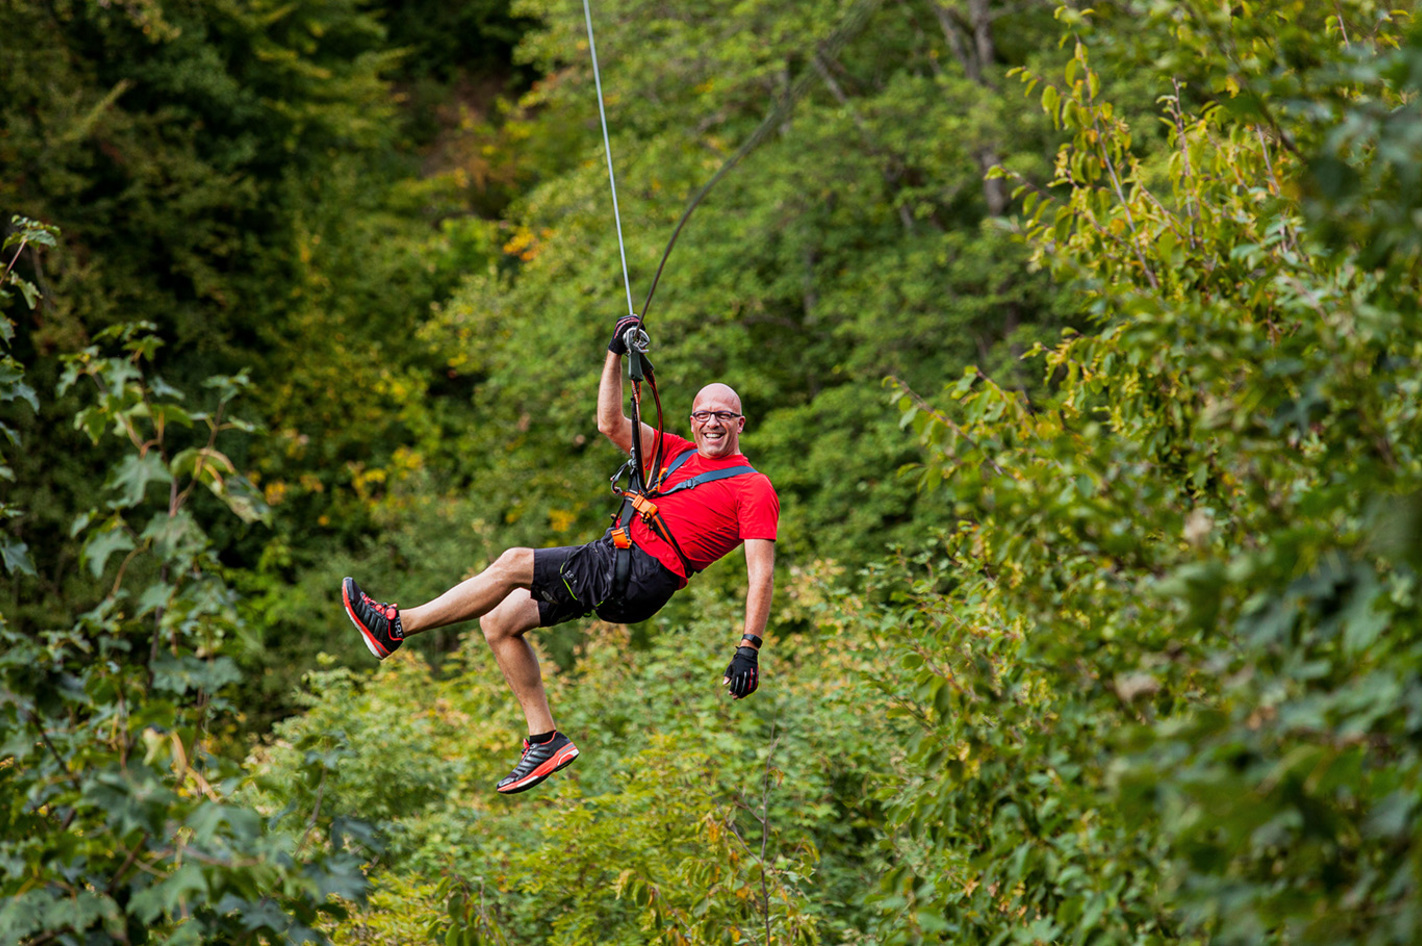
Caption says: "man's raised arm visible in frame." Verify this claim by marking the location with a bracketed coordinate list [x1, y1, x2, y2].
[597, 324, 659, 459]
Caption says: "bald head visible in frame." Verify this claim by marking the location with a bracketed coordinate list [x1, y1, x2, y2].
[689, 382, 746, 459]
[692, 383, 742, 414]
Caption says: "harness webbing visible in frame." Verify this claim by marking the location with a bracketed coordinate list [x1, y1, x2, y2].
[611, 453, 760, 590]
[657, 464, 758, 497]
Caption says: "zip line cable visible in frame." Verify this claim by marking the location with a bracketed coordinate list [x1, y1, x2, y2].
[581, 0, 636, 318]
[582, 0, 660, 497]
[579, 0, 884, 327]
[581, 0, 883, 498]
[637, 0, 884, 323]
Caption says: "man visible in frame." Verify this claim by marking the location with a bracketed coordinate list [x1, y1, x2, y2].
[341, 317, 780, 795]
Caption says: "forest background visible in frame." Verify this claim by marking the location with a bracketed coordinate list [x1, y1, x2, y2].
[4, 0, 1422, 943]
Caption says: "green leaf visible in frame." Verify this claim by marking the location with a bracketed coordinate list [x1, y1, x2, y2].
[207, 472, 270, 525]
[0, 534, 35, 577]
[1041, 84, 1061, 119]
[151, 653, 242, 696]
[0, 362, 36, 404]
[151, 403, 194, 429]
[106, 452, 173, 509]
[83, 524, 135, 579]
[73, 406, 110, 444]
[8, 275, 40, 310]
[140, 509, 204, 562]
[136, 580, 176, 617]
[70, 509, 94, 538]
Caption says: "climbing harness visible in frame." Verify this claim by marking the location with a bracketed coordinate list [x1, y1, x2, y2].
[608, 446, 760, 599]
[579, 0, 883, 600]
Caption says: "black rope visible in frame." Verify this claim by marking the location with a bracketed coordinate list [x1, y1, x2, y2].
[630, 380, 645, 491]
[638, 0, 885, 324]
[599, 0, 884, 507]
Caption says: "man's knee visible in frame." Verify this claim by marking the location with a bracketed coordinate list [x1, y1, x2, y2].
[491, 547, 535, 585]
[480, 609, 514, 643]
[481, 589, 541, 643]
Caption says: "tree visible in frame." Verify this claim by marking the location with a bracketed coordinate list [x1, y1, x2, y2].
[881, 3, 1422, 941]
[0, 273, 371, 941]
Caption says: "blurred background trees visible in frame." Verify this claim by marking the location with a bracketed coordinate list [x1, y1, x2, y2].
[4, 0, 1421, 942]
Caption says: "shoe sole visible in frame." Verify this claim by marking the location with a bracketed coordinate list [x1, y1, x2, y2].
[342, 578, 390, 660]
[496, 743, 580, 795]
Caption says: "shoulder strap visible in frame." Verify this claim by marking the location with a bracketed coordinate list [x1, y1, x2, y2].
[657, 447, 696, 482]
[657, 464, 758, 497]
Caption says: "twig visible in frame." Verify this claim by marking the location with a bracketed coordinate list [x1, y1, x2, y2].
[1089, 111, 1160, 290]
[888, 375, 1008, 477]
[106, 831, 151, 894]
[27, 710, 81, 791]
[2, 237, 30, 282]
[296, 758, 328, 856]
[1254, 125, 1304, 261]
[1333, 2, 1352, 48]
[758, 731, 780, 946]
[108, 541, 146, 598]
[1168, 80, 1201, 249]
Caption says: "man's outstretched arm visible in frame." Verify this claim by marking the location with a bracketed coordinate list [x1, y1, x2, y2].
[742, 539, 775, 641]
[724, 538, 775, 700]
[597, 349, 658, 459]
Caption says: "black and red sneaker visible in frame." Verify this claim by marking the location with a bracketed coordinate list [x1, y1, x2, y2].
[342, 577, 404, 659]
[495, 732, 580, 794]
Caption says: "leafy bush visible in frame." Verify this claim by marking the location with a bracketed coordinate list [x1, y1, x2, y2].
[879, 5, 1422, 943]
[0, 293, 371, 943]
[250, 583, 905, 945]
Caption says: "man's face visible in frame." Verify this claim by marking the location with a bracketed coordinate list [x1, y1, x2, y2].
[690, 384, 745, 459]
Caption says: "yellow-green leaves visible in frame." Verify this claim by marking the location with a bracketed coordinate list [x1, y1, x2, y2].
[882, 6, 1422, 944]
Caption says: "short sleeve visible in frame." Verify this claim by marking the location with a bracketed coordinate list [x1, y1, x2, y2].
[737, 475, 780, 541]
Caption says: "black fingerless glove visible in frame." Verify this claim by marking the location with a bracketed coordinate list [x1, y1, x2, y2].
[723, 646, 759, 699]
[608, 315, 643, 355]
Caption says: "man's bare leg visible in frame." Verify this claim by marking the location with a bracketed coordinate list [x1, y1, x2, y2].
[399, 548, 535, 634]
[396, 548, 554, 733]
[479, 587, 578, 795]
[345, 547, 576, 790]
[479, 590, 554, 734]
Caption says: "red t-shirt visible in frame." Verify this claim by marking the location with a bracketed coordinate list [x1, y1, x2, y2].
[629, 433, 779, 585]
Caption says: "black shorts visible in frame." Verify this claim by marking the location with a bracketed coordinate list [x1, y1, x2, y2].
[529, 532, 682, 628]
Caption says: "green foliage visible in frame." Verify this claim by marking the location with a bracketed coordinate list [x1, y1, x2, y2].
[0, 0, 552, 719]
[3, 0, 1081, 726]
[248, 585, 902, 945]
[0, 216, 57, 578]
[415, 0, 1074, 578]
[14, 1, 1422, 943]
[882, 5, 1422, 943]
[0, 319, 370, 944]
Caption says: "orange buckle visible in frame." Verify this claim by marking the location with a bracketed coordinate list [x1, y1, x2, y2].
[611, 527, 632, 549]
[630, 493, 659, 520]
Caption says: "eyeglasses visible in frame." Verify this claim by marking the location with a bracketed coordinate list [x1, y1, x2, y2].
[690, 410, 743, 423]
